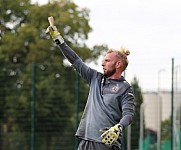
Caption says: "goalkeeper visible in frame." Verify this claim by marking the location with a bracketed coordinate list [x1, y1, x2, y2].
[46, 17, 135, 150]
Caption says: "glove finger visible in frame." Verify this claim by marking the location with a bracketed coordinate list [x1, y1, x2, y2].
[100, 127, 109, 133]
[46, 26, 55, 33]
[46, 26, 50, 33]
[101, 130, 109, 138]
[50, 26, 57, 31]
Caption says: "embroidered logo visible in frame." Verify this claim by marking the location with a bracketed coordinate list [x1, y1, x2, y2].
[111, 84, 120, 92]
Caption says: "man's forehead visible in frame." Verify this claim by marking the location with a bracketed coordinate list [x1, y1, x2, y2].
[104, 52, 117, 59]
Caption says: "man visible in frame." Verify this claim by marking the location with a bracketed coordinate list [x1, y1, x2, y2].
[46, 17, 135, 150]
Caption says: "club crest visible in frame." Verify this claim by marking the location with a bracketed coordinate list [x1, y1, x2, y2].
[111, 84, 120, 92]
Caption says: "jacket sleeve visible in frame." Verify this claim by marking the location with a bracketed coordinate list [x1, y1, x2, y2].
[119, 87, 135, 128]
[58, 42, 97, 84]
[59, 42, 80, 64]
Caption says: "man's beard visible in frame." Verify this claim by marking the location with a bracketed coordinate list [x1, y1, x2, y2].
[104, 68, 116, 78]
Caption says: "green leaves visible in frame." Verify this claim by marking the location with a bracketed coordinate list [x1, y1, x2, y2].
[131, 77, 144, 149]
[0, 0, 104, 149]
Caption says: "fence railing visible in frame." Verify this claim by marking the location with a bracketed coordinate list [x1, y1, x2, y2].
[0, 63, 180, 150]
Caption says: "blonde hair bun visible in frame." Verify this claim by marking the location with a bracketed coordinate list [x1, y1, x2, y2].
[119, 47, 130, 56]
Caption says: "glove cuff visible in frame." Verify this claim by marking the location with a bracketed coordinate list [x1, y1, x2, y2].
[53, 35, 64, 45]
[116, 124, 123, 132]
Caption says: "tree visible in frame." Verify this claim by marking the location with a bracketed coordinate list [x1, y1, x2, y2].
[161, 119, 171, 141]
[130, 77, 144, 150]
[0, 0, 107, 149]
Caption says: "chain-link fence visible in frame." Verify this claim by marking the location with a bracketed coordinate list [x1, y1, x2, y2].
[0, 63, 88, 150]
[0, 63, 180, 150]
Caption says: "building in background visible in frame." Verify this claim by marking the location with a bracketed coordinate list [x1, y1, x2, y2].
[142, 91, 181, 149]
[143, 92, 172, 131]
[143, 91, 181, 131]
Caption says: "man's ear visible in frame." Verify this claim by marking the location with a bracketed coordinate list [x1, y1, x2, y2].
[116, 61, 123, 69]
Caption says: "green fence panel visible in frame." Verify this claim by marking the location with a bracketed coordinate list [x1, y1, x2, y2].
[0, 63, 88, 150]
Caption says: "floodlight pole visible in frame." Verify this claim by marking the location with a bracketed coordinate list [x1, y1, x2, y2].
[157, 69, 165, 150]
[171, 58, 174, 150]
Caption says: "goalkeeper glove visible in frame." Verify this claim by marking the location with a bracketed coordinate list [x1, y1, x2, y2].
[100, 124, 122, 146]
[46, 25, 64, 45]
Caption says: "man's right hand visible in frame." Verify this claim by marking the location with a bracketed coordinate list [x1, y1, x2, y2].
[46, 17, 64, 45]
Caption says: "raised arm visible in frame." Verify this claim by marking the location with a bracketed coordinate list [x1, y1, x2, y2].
[46, 16, 80, 64]
[46, 16, 97, 84]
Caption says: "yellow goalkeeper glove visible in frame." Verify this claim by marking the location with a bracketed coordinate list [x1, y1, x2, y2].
[46, 17, 64, 45]
[100, 124, 122, 146]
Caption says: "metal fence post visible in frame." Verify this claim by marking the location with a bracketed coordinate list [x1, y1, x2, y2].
[139, 103, 145, 150]
[75, 73, 80, 150]
[31, 63, 36, 150]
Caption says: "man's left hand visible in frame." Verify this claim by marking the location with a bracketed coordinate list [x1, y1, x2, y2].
[100, 124, 122, 146]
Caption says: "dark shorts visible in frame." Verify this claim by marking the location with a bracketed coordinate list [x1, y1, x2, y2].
[77, 140, 121, 150]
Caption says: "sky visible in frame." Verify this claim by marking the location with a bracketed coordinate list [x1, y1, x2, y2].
[32, 0, 181, 92]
